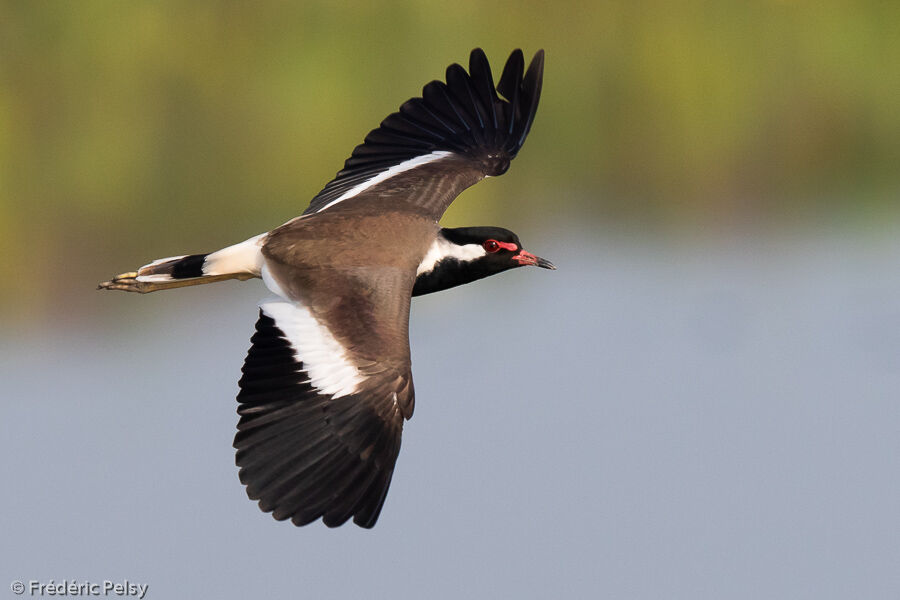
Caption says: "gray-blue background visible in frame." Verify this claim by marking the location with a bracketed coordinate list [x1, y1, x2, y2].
[3, 227, 899, 599]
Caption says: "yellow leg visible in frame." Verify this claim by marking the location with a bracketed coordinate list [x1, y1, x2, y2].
[97, 271, 255, 294]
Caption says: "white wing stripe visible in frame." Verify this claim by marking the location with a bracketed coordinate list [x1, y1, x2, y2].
[260, 298, 364, 398]
[315, 151, 453, 213]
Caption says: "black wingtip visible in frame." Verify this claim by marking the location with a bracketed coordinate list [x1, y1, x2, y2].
[519, 49, 544, 148]
[235, 311, 405, 529]
[495, 48, 543, 156]
[304, 48, 547, 214]
[497, 49, 524, 101]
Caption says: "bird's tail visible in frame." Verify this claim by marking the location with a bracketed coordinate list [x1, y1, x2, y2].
[98, 234, 266, 294]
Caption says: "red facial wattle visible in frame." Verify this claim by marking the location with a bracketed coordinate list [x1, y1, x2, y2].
[512, 250, 539, 265]
[483, 239, 519, 253]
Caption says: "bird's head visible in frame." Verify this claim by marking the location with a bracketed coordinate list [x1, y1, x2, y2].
[444, 226, 555, 271]
[412, 226, 554, 296]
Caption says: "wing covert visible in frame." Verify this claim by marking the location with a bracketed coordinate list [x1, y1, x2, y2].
[234, 300, 413, 528]
[303, 48, 545, 219]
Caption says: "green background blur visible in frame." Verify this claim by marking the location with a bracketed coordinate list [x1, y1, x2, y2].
[2, 1, 898, 323]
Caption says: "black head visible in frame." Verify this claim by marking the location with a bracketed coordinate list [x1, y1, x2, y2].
[412, 226, 554, 297]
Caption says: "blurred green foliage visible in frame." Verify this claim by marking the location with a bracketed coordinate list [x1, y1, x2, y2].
[1, 1, 898, 319]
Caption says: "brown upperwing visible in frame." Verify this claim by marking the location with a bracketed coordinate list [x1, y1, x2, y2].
[261, 205, 442, 417]
[312, 153, 489, 223]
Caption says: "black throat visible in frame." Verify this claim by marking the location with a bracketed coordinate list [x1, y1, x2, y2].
[412, 256, 499, 296]
[412, 227, 520, 297]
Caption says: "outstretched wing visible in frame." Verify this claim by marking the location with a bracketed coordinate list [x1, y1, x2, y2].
[234, 291, 414, 528]
[303, 48, 545, 221]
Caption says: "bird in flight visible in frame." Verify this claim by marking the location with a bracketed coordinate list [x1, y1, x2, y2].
[99, 48, 552, 528]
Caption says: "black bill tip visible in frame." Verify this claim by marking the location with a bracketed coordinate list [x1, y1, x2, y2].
[536, 256, 556, 270]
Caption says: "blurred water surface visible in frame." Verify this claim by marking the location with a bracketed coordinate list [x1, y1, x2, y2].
[2, 227, 899, 599]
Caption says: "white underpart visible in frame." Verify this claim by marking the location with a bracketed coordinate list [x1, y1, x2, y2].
[260, 261, 290, 299]
[315, 150, 454, 213]
[260, 298, 364, 398]
[416, 236, 487, 276]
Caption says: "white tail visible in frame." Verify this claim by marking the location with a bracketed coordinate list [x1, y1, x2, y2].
[99, 233, 267, 294]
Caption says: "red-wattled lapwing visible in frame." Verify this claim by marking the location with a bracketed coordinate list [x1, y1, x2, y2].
[99, 48, 553, 528]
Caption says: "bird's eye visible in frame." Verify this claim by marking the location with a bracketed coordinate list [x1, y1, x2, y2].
[483, 240, 501, 253]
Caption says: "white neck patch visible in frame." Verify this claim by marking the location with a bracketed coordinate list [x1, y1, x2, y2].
[316, 150, 454, 213]
[416, 235, 486, 276]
